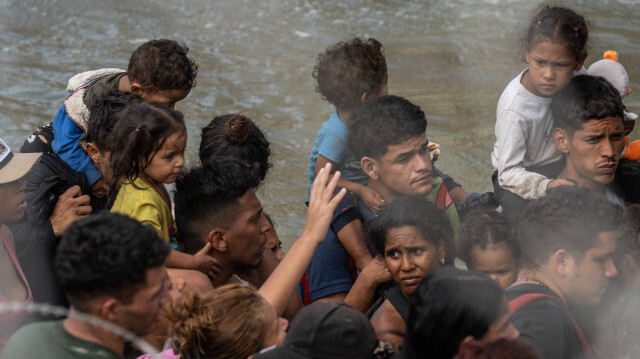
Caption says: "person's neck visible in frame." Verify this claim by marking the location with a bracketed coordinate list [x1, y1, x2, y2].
[336, 108, 353, 125]
[209, 251, 235, 287]
[516, 267, 567, 307]
[117, 75, 131, 92]
[63, 309, 125, 355]
[557, 167, 607, 195]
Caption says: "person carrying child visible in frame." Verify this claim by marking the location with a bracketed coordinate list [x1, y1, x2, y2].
[491, 5, 589, 215]
[51, 39, 197, 197]
[107, 102, 219, 282]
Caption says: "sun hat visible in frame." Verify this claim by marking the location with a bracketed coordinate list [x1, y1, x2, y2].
[0, 138, 41, 184]
[254, 302, 378, 359]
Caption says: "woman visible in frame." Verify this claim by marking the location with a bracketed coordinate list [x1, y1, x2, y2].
[366, 195, 456, 350]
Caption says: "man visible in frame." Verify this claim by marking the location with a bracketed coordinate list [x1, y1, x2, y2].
[551, 74, 627, 205]
[2, 212, 171, 358]
[306, 95, 460, 304]
[507, 186, 619, 359]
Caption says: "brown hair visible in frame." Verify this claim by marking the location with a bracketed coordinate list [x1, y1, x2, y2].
[165, 284, 271, 359]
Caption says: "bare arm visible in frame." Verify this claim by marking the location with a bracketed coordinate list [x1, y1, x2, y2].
[370, 299, 406, 351]
[336, 220, 372, 272]
[344, 257, 392, 312]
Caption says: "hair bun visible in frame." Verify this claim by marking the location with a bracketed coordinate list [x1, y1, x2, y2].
[603, 50, 618, 62]
[225, 115, 253, 145]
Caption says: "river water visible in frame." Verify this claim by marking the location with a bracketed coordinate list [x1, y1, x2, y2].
[1, 0, 639, 247]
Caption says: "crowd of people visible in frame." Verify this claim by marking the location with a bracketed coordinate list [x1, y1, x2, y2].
[0, 3, 639, 359]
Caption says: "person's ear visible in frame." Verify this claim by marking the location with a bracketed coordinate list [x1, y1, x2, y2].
[575, 54, 587, 71]
[361, 92, 370, 104]
[86, 142, 101, 165]
[208, 228, 228, 252]
[99, 297, 120, 323]
[553, 128, 570, 154]
[552, 249, 572, 277]
[130, 82, 145, 97]
[361, 156, 380, 180]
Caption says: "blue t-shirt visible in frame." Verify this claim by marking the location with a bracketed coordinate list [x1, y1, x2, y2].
[306, 109, 368, 201]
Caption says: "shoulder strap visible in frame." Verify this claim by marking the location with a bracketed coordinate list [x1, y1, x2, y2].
[509, 292, 594, 359]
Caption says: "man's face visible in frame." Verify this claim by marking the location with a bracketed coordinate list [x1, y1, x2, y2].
[225, 190, 270, 271]
[373, 134, 433, 199]
[114, 266, 170, 336]
[562, 117, 625, 189]
[564, 231, 618, 307]
[0, 180, 27, 223]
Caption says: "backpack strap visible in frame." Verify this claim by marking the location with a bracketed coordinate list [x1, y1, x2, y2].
[509, 292, 594, 359]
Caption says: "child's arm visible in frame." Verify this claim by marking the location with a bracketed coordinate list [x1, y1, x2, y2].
[51, 105, 103, 188]
[344, 256, 392, 313]
[336, 220, 372, 272]
[315, 154, 386, 213]
[259, 163, 346, 315]
[164, 243, 221, 279]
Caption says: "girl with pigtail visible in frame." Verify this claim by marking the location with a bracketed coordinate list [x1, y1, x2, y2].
[491, 5, 589, 214]
[107, 102, 219, 279]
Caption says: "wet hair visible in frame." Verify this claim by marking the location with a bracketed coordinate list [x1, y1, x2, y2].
[454, 339, 542, 359]
[349, 95, 427, 160]
[459, 207, 520, 266]
[403, 267, 506, 359]
[199, 114, 271, 181]
[517, 186, 621, 268]
[368, 195, 456, 265]
[86, 90, 144, 151]
[174, 157, 261, 254]
[54, 212, 170, 312]
[105, 102, 186, 191]
[165, 284, 271, 359]
[313, 38, 387, 111]
[127, 39, 198, 93]
[551, 75, 624, 134]
[520, 5, 589, 63]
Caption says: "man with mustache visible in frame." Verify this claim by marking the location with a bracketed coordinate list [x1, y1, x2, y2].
[550, 75, 626, 204]
[306, 95, 460, 304]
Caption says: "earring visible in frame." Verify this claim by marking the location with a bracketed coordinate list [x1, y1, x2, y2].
[440, 258, 445, 264]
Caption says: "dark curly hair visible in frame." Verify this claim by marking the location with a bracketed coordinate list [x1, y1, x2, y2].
[520, 5, 589, 63]
[313, 38, 387, 111]
[459, 207, 519, 266]
[368, 195, 455, 265]
[516, 186, 621, 268]
[174, 157, 261, 254]
[551, 75, 624, 134]
[199, 114, 271, 181]
[349, 95, 427, 160]
[86, 90, 144, 151]
[54, 211, 170, 312]
[128, 39, 198, 93]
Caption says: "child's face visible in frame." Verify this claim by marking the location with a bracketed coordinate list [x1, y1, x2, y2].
[522, 39, 581, 98]
[383, 225, 442, 298]
[141, 89, 190, 110]
[144, 131, 186, 184]
[468, 243, 518, 289]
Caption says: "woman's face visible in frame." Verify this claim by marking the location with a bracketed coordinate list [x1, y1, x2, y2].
[384, 225, 443, 298]
[261, 300, 288, 348]
[483, 296, 519, 341]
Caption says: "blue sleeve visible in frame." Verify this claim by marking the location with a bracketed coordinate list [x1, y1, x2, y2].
[316, 128, 348, 164]
[51, 104, 102, 186]
[306, 227, 354, 301]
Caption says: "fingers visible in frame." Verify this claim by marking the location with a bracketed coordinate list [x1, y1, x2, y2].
[196, 242, 212, 255]
[62, 185, 82, 198]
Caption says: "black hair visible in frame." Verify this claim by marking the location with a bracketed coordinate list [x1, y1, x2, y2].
[551, 75, 624, 134]
[128, 39, 198, 93]
[86, 90, 144, 151]
[105, 102, 186, 191]
[520, 5, 589, 63]
[199, 114, 271, 181]
[349, 95, 427, 160]
[617, 204, 640, 264]
[459, 207, 520, 266]
[313, 38, 387, 111]
[368, 195, 456, 265]
[54, 211, 170, 312]
[174, 157, 261, 254]
[403, 267, 506, 359]
[517, 186, 621, 268]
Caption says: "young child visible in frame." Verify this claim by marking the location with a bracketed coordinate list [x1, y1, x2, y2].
[52, 39, 198, 197]
[107, 102, 218, 278]
[459, 207, 519, 289]
[491, 6, 589, 214]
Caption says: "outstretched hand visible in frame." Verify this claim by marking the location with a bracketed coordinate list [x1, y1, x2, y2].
[303, 163, 347, 243]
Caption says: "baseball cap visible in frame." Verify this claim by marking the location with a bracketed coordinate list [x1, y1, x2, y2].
[254, 302, 378, 359]
[0, 138, 41, 184]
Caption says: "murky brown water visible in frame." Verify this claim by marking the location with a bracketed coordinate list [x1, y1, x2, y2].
[1, 0, 639, 246]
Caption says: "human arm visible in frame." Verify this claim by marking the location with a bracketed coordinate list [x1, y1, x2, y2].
[335, 219, 372, 272]
[315, 155, 386, 213]
[259, 163, 346, 315]
[344, 256, 392, 312]
[164, 243, 221, 279]
[49, 185, 92, 237]
[369, 299, 406, 351]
